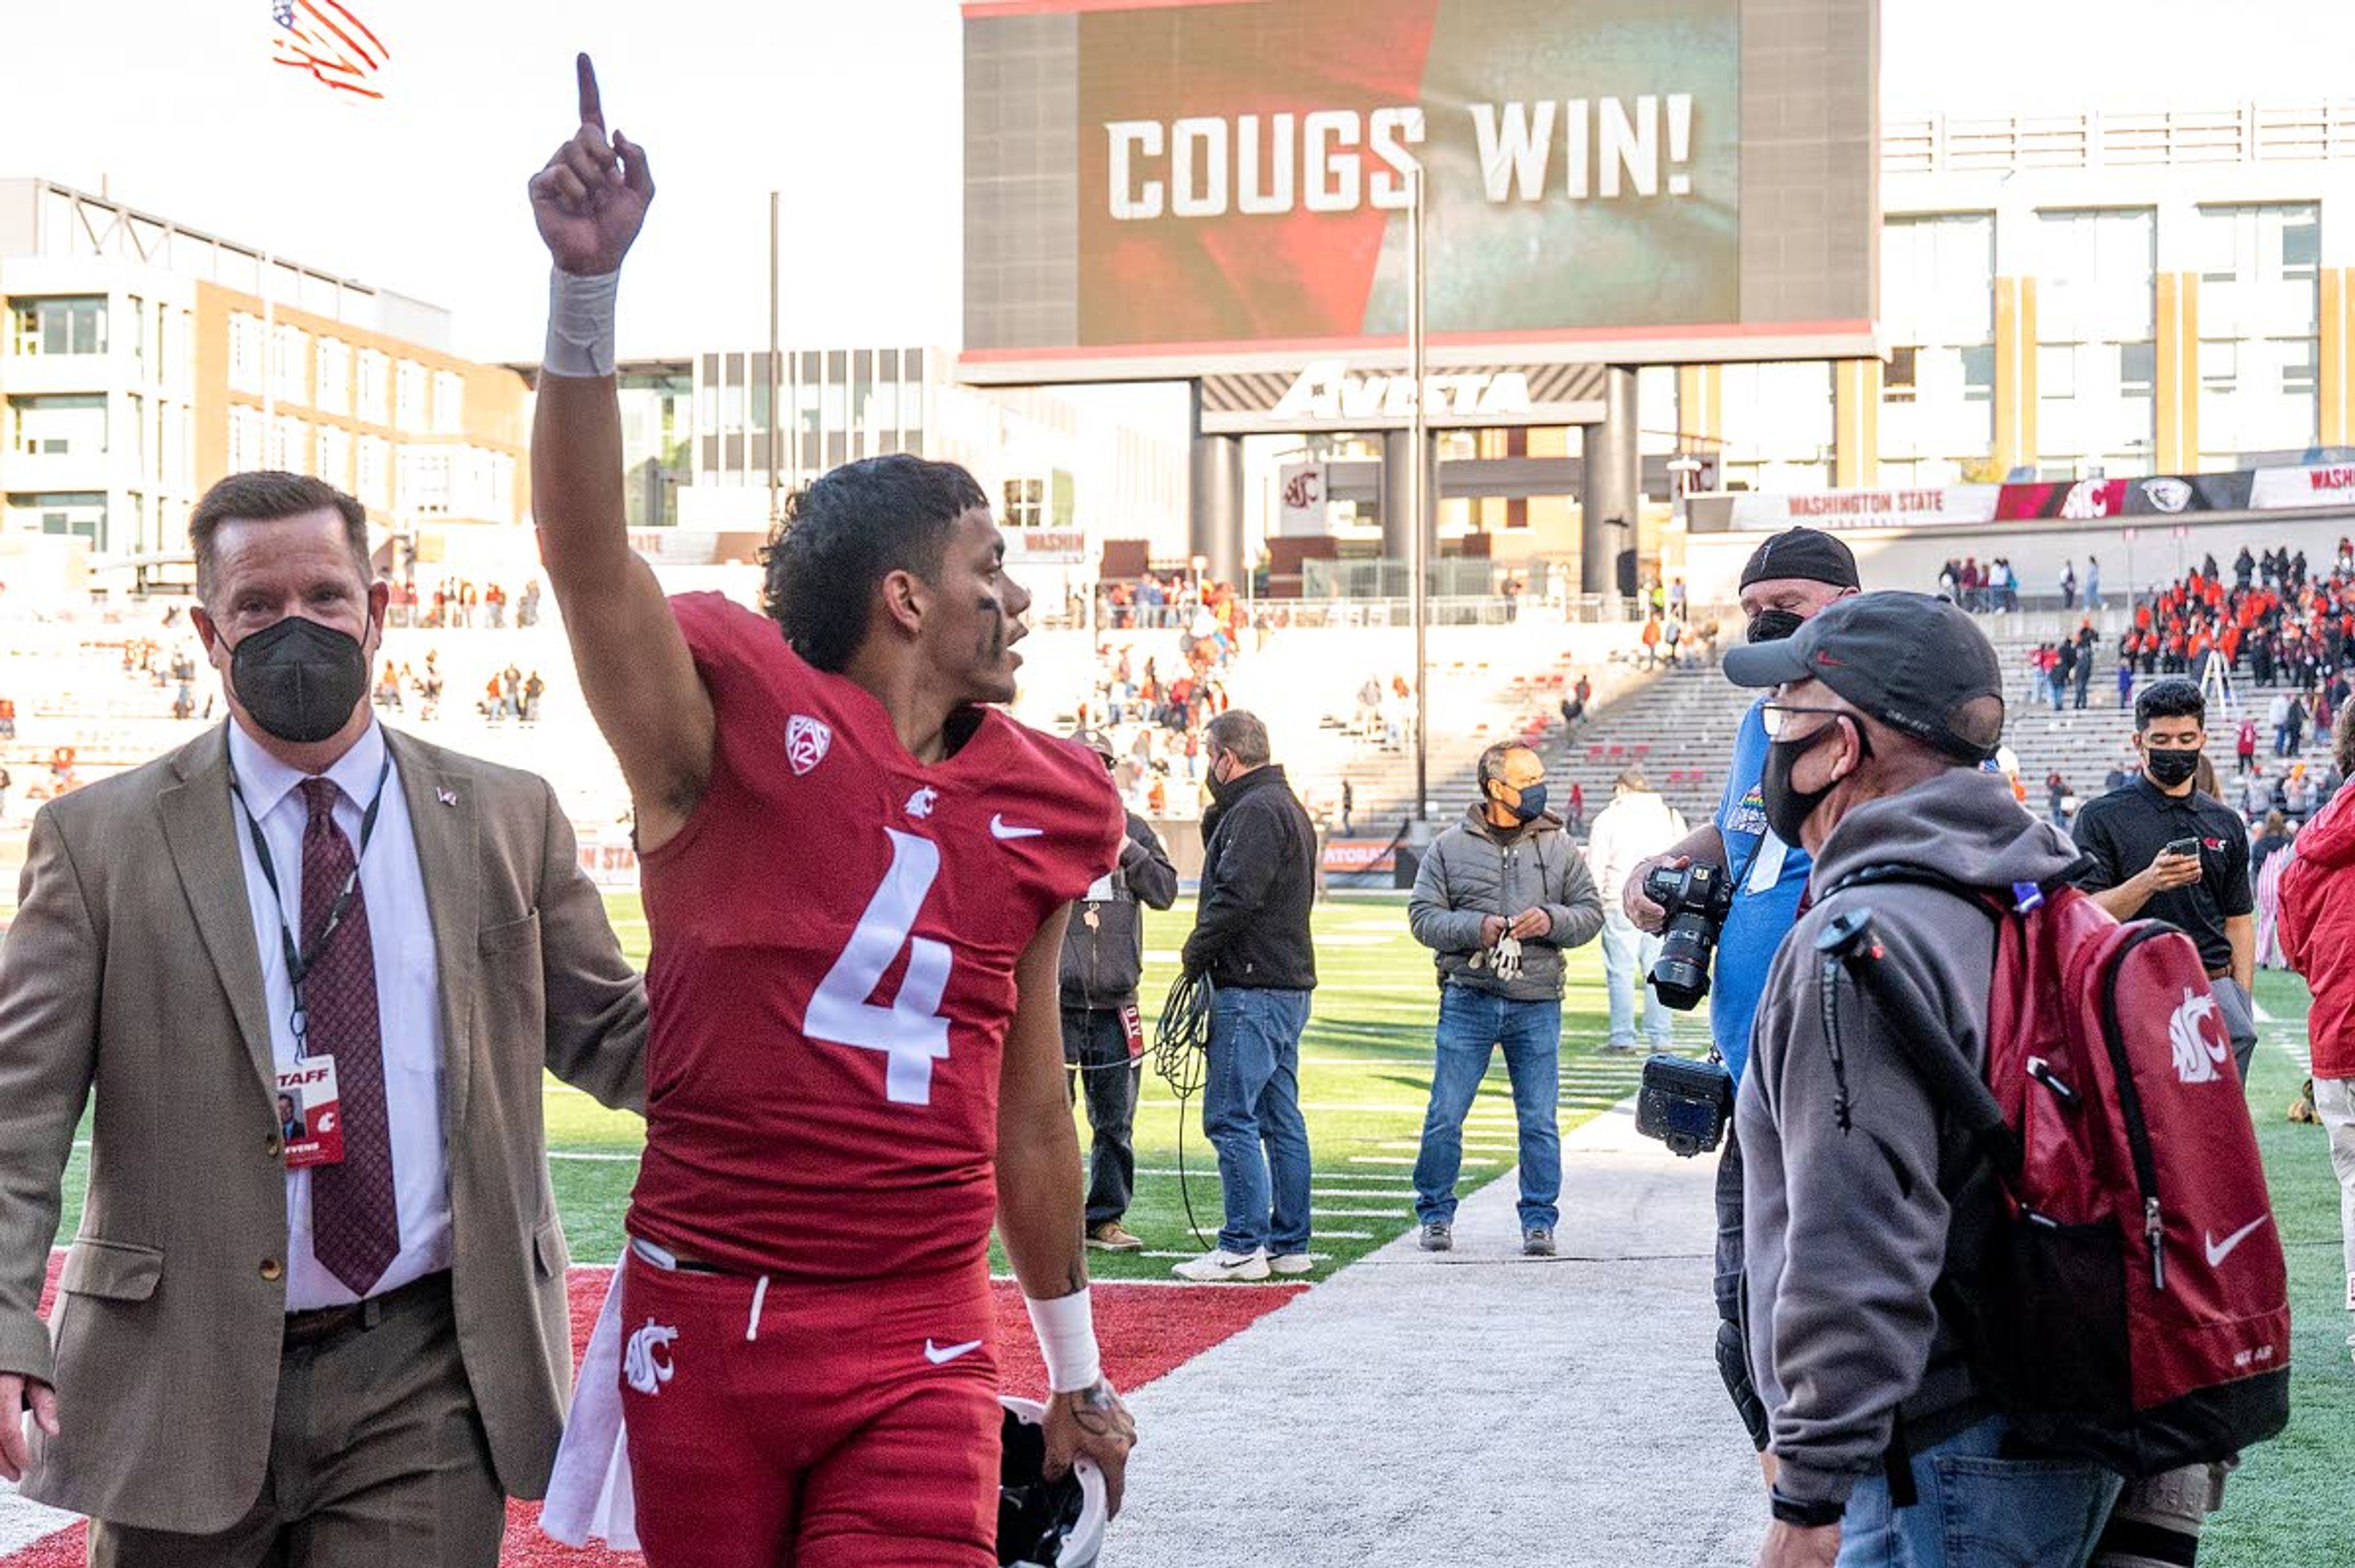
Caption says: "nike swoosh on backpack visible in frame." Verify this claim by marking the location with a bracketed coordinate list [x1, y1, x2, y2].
[924, 1337, 985, 1365]
[2204, 1215, 2270, 1268]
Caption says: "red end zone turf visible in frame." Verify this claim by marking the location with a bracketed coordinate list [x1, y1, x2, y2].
[7, 1257, 1300, 1567]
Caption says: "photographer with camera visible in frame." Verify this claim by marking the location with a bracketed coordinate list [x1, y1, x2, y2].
[1622, 527, 1860, 1467]
[1406, 743, 1604, 1256]
[1723, 594, 2121, 1568]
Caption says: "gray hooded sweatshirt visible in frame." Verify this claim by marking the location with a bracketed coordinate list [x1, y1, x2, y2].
[1738, 765, 2082, 1509]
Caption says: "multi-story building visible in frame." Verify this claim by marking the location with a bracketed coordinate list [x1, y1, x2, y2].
[0, 178, 530, 584]
[1688, 102, 2355, 491]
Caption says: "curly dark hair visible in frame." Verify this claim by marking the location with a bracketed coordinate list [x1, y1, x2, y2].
[759, 456, 990, 671]
[2134, 676, 2206, 731]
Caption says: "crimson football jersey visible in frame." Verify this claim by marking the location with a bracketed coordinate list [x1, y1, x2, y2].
[627, 592, 1124, 1282]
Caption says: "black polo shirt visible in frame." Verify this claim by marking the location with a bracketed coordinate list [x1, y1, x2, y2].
[2070, 774, 2253, 973]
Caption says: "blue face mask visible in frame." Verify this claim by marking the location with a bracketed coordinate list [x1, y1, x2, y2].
[1501, 782, 1548, 823]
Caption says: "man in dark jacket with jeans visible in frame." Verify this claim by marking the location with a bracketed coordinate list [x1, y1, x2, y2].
[1172, 711, 1319, 1282]
[1407, 742, 1604, 1255]
[1059, 730, 1180, 1253]
[1723, 593, 2123, 1568]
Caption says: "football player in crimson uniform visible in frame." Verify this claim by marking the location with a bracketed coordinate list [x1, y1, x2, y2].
[527, 57, 1136, 1567]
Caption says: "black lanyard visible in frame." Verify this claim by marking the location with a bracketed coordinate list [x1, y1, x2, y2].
[230, 756, 392, 1051]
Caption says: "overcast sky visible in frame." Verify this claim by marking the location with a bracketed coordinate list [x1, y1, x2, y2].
[4, 1, 2351, 364]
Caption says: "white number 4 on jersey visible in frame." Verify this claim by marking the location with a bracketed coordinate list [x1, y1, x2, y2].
[805, 829, 954, 1104]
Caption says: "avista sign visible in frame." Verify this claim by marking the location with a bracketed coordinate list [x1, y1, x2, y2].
[1270, 359, 1534, 423]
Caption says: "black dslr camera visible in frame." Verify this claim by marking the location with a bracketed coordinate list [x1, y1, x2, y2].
[1636, 1052, 1736, 1158]
[1642, 860, 1734, 1011]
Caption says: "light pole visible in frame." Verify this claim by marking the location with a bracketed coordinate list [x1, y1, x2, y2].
[1407, 162, 1430, 821]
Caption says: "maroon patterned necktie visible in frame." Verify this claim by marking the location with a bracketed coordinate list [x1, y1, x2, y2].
[298, 777, 399, 1296]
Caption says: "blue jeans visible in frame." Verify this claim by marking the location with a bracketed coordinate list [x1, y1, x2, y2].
[1412, 985, 1562, 1230]
[1202, 987, 1313, 1255]
[1836, 1415, 2122, 1567]
[1599, 909, 1672, 1049]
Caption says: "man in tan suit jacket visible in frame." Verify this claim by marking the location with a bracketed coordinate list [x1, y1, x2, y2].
[0, 472, 647, 1566]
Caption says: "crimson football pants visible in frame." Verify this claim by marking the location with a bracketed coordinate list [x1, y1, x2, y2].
[619, 1252, 1001, 1568]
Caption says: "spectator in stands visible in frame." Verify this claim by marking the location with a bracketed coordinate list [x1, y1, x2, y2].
[1406, 743, 1604, 1256]
[2288, 689, 2310, 756]
[2253, 810, 2294, 874]
[523, 670, 546, 725]
[2086, 553, 2103, 611]
[2241, 764, 2273, 822]
[0, 696, 13, 740]
[1339, 780, 1354, 836]
[1173, 711, 1319, 1282]
[2237, 715, 2261, 774]
[518, 580, 542, 629]
[2071, 678, 2259, 1085]
[2073, 622, 2097, 709]
[2046, 770, 2069, 829]
[1622, 524, 1861, 1482]
[2275, 700, 2355, 1373]
[2061, 557, 2078, 609]
[1587, 766, 1685, 1056]
[2053, 637, 2077, 713]
[2287, 763, 2316, 824]
[2270, 690, 2296, 757]
[1641, 611, 1663, 670]
[1058, 730, 1179, 1255]
[2234, 545, 2256, 590]
[2117, 646, 2136, 709]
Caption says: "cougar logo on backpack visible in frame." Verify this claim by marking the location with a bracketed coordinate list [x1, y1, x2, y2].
[2166, 989, 2232, 1085]
[1826, 866, 2291, 1477]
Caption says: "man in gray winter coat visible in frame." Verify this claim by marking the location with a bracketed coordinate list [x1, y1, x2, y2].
[1406, 742, 1605, 1256]
[1723, 592, 2123, 1568]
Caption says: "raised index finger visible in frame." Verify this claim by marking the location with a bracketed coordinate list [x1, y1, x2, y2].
[576, 52, 605, 130]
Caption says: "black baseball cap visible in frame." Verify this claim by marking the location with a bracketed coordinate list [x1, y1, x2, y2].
[1070, 727, 1117, 763]
[1723, 591, 2005, 762]
[1739, 527, 1861, 592]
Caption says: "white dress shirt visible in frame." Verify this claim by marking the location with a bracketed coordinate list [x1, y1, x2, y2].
[227, 718, 451, 1310]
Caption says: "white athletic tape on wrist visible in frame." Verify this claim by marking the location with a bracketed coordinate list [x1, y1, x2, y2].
[545, 268, 619, 379]
[1024, 1288, 1102, 1394]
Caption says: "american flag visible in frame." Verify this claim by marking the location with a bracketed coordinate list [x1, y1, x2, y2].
[271, 0, 391, 101]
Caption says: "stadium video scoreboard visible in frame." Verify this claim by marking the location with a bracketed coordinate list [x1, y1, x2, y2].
[961, 0, 1880, 385]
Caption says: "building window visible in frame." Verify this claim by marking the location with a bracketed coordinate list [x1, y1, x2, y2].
[228, 313, 265, 394]
[1003, 477, 1045, 528]
[270, 415, 309, 474]
[356, 435, 391, 508]
[316, 425, 351, 490]
[356, 349, 391, 424]
[432, 370, 465, 435]
[316, 339, 351, 415]
[394, 361, 427, 432]
[5, 492, 107, 547]
[272, 324, 310, 407]
[1883, 345, 1918, 402]
[1879, 213, 1995, 478]
[2196, 203, 2321, 463]
[9, 296, 107, 357]
[2034, 208, 2157, 475]
[228, 405, 267, 472]
[7, 394, 107, 457]
[1720, 361, 1835, 491]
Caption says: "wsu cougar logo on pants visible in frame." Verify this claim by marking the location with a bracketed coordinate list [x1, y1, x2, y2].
[625, 1318, 680, 1394]
[2169, 987, 2231, 1084]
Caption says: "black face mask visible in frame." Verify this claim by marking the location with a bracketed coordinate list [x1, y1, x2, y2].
[1748, 609, 1806, 644]
[229, 615, 370, 744]
[1761, 717, 1862, 846]
[2144, 746, 2202, 789]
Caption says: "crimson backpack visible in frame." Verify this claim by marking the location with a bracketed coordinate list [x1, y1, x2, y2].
[1820, 871, 2289, 1478]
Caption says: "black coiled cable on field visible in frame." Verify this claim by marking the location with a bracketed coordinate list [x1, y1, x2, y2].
[1153, 968, 1216, 1247]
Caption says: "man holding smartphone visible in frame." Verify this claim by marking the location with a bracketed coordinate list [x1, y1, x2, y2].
[2069, 676, 2260, 1085]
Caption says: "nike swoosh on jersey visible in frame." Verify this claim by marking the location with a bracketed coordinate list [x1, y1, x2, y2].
[924, 1337, 985, 1365]
[990, 814, 1045, 840]
[2204, 1215, 2270, 1268]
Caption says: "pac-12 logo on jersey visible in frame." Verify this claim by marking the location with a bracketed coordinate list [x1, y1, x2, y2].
[786, 715, 833, 777]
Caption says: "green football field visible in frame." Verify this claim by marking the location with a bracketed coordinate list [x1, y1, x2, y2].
[556, 890, 1663, 1279]
[42, 897, 2354, 1564]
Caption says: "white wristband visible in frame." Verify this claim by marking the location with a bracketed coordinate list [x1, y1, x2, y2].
[544, 267, 619, 378]
[1024, 1288, 1102, 1394]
